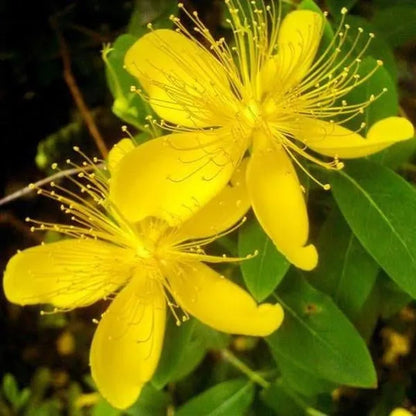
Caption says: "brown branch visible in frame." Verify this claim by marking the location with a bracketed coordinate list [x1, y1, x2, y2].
[0, 164, 102, 208]
[50, 17, 108, 158]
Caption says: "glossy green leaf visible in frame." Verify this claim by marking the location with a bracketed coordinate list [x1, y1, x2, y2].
[353, 281, 381, 342]
[311, 207, 378, 319]
[92, 399, 122, 416]
[192, 321, 231, 350]
[152, 317, 195, 389]
[169, 321, 230, 383]
[262, 380, 331, 416]
[261, 380, 307, 416]
[345, 16, 397, 81]
[267, 272, 376, 387]
[370, 138, 416, 171]
[175, 379, 254, 416]
[372, 6, 416, 47]
[238, 219, 289, 301]
[330, 160, 416, 298]
[274, 349, 336, 398]
[377, 272, 411, 319]
[127, 384, 170, 416]
[343, 57, 398, 134]
[169, 338, 206, 383]
[103, 34, 149, 130]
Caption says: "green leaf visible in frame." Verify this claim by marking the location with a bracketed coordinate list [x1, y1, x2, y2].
[274, 349, 336, 398]
[261, 380, 308, 416]
[311, 207, 378, 319]
[345, 16, 397, 82]
[326, 0, 358, 16]
[175, 379, 254, 416]
[103, 35, 150, 130]
[329, 160, 416, 298]
[377, 272, 411, 319]
[343, 57, 398, 134]
[36, 121, 83, 173]
[298, 0, 334, 50]
[169, 321, 230, 383]
[373, 0, 416, 7]
[2, 374, 19, 407]
[238, 219, 289, 301]
[267, 272, 376, 387]
[16, 389, 30, 411]
[169, 337, 206, 383]
[152, 317, 195, 389]
[127, 0, 177, 36]
[370, 138, 416, 171]
[127, 384, 170, 416]
[262, 378, 333, 416]
[353, 275, 384, 342]
[92, 399, 122, 416]
[192, 321, 231, 350]
[372, 6, 416, 48]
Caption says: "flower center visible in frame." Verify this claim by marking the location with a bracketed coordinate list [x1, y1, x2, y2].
[242, 100, 261, 128]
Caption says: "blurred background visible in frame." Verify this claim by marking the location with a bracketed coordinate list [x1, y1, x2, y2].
[1, 0, 416, 414]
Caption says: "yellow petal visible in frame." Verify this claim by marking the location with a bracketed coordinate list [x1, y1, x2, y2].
[90, 273, 166, 409]
[166, 261, 283, 336]
[125, 29, 235, 128]
[299, 117, 414, 159]
[110, 129, 244, 226]
[108, 138, 135, 174]
[246, 141, 318, 270]
[262, 11, 323, 93]
[3, 240, 134, 309]
[176, 158, 250, 239]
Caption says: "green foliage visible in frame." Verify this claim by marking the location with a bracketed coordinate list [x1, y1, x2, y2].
[126, 385, 170, 416]
[103, 35, 151, 131]
[127, 0, 178, 36]
[330, 160, 416, 298]
[3, 0, 416, 415]
[36, 120, 84, 172]
[152, 317, 196, 389]
[175, 379, 254, 416]
[326, 0, 359, 16]
[268, 272, 376, 387]
[238, 218, 289, 301]
[371, 5, 416, 48]
[261, 380, 331, 416]
[344, 16, 398, 82]
[311, 207, 379, 319]
[103, 0, 176, 132]
[344, 57, 398, 133]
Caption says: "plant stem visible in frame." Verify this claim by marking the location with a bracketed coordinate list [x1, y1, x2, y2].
[221, 349, 270, 389]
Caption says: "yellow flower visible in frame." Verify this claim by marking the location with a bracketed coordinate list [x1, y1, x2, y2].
[117, 0, 414, 271]
[389, 409, 413, 416]
[3, 146, 283, 409]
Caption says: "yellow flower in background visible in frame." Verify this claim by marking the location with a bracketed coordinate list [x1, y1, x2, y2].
[389, 408, 413, 416]
[116, 0, 414, 271]
[3, 145, 283, 409]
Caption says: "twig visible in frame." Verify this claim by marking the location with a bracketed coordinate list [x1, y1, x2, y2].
[0, 167, 83, 207]
[221, 349, 270, 388]
[50, 16, 108, 158]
